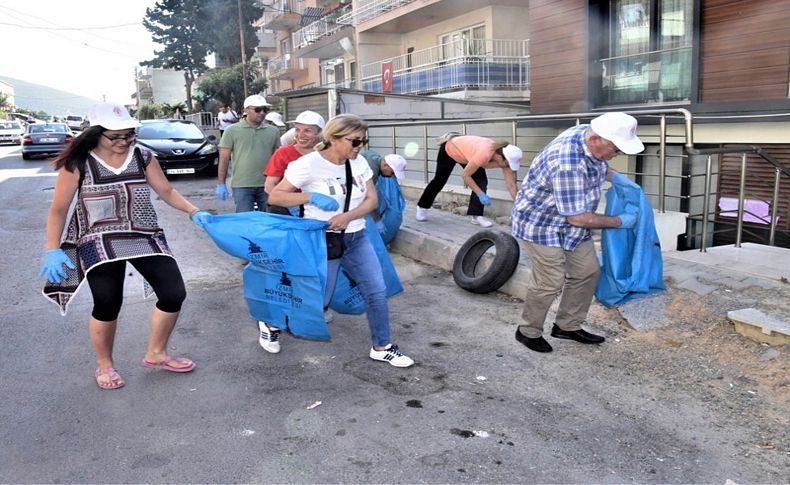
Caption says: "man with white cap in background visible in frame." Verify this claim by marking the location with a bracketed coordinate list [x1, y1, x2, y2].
[512, 111, 644, 353]
[216, 94, 280, 212]
[415, 135, 523, 228]
[264, 111, 286, 130]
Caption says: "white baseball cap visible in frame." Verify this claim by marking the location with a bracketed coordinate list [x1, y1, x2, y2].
[243, 94, 272, 109]
[88, 102, 141, 131]
[590, 112, 644, 155]
[290, 110, 325, 130]
[502, 144, 523, 172]
[280, 127, 295, 146]
[265, 111, 285, 127]
[383, 154, 407, 181]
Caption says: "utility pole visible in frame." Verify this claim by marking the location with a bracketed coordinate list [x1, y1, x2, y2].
[237, 0, 249, 98]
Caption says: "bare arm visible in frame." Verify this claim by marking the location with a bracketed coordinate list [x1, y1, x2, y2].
[264, 175, 282, 195]
[566, 212, 623, 229]
[327, 179, 378, 231]
[268, 178, 311, 207]
[503, 167, 518, 199]
[217, 147, 231, 184]
[145, 156, 200, 214]
[44, 168, 80, 250]
[460, 163, 484, 195]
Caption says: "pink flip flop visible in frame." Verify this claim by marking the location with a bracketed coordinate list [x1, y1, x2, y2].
[141, 356, 196, 373]
[95, 367, 125, 390]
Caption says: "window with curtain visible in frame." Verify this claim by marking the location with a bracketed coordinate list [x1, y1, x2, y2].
[601, 0, 693, 105]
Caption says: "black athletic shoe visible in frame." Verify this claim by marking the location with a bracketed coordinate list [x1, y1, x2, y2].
[515, 329, 553, 353]
[550, 325, 605, 344]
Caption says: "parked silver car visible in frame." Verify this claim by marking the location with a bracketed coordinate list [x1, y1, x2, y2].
[21, 123, 74, 160]
[64, 115, 86, 131]
[0, 120, 24, 145]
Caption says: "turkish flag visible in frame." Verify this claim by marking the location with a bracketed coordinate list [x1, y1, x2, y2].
[382, 61, 393, 93]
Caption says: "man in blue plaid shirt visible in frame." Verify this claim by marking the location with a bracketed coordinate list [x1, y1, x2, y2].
[511, 112, 644, 353]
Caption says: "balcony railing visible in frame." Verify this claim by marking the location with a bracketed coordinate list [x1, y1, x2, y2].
[293, 4, 353, 50]
[261, 0, 305, 29]
[360, 38, 529, 95]
[266, 54, 307, 79]
[336, 0, 415, 26]
[599, 46, 692, 105]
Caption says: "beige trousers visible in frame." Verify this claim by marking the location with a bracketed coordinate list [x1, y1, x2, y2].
[518, 239, 600, 338]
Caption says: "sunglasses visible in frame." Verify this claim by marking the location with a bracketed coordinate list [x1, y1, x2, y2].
[250, 107, 268, 113]
[102, 131, 137, 143]
[345, 137, 368, 148]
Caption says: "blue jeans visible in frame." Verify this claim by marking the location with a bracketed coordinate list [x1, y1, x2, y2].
[233, 187, 268, 213]
[324, 230, 390, 347]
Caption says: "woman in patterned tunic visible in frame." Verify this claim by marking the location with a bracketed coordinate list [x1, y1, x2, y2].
[39, 102, 212, 390]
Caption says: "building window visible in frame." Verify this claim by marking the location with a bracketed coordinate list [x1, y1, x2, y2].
[599, 0, 693, 105]
[440, 24, 486, 60]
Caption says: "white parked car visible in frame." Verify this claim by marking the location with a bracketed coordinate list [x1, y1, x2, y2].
[0, 120, 24, 145]
[64, 115, 86, 131]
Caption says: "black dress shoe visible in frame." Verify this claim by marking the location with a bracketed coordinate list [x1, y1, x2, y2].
[550, 325, 605, 344]
[515, 329, 553, 353]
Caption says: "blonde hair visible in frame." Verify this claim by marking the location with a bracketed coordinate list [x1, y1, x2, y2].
[314, 113, 368, 151]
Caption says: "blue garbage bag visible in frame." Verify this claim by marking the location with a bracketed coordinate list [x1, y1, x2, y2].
[202, 212, 331, 341]
[595, 180, 666, 307]
[375, 176, 406, 244]
[329, 215, 404, 315]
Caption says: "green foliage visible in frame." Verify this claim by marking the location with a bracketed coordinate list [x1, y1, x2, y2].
[204, 0, 263, 66]
[161, 102, 188, 118]
[0, 93, 10, 111]
[197, 64, 268, 110]
[137, 103, 164, 120]
[142, 0, 213, 111]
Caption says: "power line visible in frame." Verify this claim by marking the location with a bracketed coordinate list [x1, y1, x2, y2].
[0, 21, 140, 30]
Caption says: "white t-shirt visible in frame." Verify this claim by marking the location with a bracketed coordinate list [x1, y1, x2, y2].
[217, 110, 239, 130]
[284, 151, 373, 233]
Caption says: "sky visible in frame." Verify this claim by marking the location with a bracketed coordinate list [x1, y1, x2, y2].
[0, 0, 160, 106]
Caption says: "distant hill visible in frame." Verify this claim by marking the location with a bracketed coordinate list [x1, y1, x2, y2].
[0, 75, 99, 117]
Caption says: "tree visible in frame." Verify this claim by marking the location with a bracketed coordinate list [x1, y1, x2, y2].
[204, 0, 263, 67]
[142, 0, 212, 112]
[0, 93, 10, 112]
[196, 64, 267, 110]
[137, 103, 163, 120]
[161, 102, 188, 118]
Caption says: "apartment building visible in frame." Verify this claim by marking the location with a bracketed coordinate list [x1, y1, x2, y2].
[258, 0, 790, 249]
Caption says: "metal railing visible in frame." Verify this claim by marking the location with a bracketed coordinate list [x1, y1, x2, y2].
[336, 0, 415, 26]
[360, 38, 529, 94]
[687, 146, 789, 251]
[293, 4, 352, 50]
[183, 112, 216, 132]
[266, 54, 306, 77]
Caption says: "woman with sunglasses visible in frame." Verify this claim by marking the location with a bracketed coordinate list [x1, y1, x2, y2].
[39, 102, 212, 390]
[268, 114, 414, 367]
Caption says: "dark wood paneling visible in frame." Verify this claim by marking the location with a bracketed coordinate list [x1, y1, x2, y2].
[528, 0, 586, 113]
[700, 1, 790, 103]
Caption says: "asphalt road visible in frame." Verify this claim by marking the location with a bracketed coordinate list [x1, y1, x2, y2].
[0, 144, 787, 483]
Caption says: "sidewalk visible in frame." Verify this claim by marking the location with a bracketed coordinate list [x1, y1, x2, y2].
[390, 203, 790, 336]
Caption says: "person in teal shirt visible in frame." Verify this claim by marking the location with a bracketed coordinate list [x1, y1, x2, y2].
[216, 94, 280, 212]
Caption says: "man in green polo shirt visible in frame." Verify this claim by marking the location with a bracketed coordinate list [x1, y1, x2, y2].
[216, 94, 281, 212]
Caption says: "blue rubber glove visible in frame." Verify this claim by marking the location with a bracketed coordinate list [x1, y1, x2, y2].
[215, 184, 228, 200]
[287, 206, 301, 217]
[618, 212, 638, 229]
[611, 172, 637, 187]
[39, 249, 76, 284]
[309, 193, 340, 211]
[478, 192, 491, 206]
[191, 211, 212, 229]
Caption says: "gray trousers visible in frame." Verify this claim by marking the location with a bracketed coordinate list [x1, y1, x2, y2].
[518, 239, 600, 338]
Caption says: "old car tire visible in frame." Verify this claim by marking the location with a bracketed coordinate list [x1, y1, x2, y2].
[452, 229, 520, 294]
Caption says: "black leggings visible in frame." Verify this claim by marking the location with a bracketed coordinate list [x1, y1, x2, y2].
[417, 143, 489, 216]
[86, 256, 186, 322]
